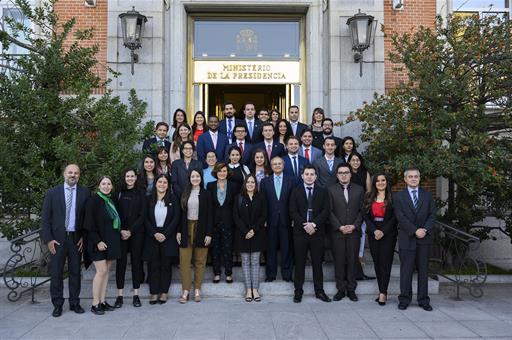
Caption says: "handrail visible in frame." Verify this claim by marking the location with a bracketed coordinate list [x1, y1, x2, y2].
[430, 221, 487, 300]
[2, 228, 51, 302]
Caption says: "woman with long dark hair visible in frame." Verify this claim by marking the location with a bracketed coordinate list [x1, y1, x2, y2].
[348, 152, 371, 193]
[144, 174, 181, 304]
[270, 109, 281, 127]
[310, 107, 325, 133]
[226, 146, 250, 186]
[192, 111, 207, 143]
[156, 147, 172, 178]
[233, 174, 267, 302]
[139, 155, 157, 196]
[84, 176, 121, 315]
[177, 170, 213, 303]
[250, 148, 271, 188]
[170, 141, 203, 197]
[275, 119, 293, 147]
[113, 169, 146, 308]
[363, 173, 397, 306]
[341, 136, 356, 162]
[170, 123, 194, 163]
[170, 108, 187, 141]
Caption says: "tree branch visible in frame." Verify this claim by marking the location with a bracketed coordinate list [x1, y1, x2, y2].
[4, 32, 39, 53]
[0, 62, 25, 73]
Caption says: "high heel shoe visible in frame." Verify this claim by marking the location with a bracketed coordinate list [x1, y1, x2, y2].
[377, 293, 386, 306]
[149, 294, 159, 305]
[194, 289, 202, 302]
[179, 291, 189, 304]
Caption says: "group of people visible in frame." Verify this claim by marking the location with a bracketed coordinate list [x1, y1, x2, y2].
[41, 103, 437, 318]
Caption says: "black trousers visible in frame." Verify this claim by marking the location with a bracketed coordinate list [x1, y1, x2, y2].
[115, 231, 145, 290]
[147, 243, 172, 295]
[368, 232, 397, 294]
[293, 232, 324, 293]
[266, 223, 293, 280]
[330, 233, 359, 292]
[211, 222, 233, 276]
[50, 232, 81, 307]
[399, 244, 430, 306]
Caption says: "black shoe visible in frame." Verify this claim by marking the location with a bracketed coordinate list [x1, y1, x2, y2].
[114, 296, 123, 308]
[265, 277, 275, 282]
[293, 291, 303, 303]
[213, 275, 221, 283]
[52, 305, 63, 317]
[100, 301, 115, 311]
[362, 275, 376, 280]
[133, 295, 142, 307]
[315, 291, 332, 303]
[91, 304, 105, 315]
[420, 304, 433, 311]
[347, 291, 358, 302]
[225, 276, 233, 284]
[149, 299, 158, 305]
[398, 303, 408, 310]
[70, 304, 85, 314]
[283, 277, 293, 283]
[333, 290, 346, 301]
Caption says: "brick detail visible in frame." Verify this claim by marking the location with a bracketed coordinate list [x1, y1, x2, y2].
[53, 0, 108, 94]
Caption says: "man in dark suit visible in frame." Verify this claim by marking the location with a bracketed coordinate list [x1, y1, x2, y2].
[313, 137, 344, 188]
[288, 105, 308, 137]
[241, 102, 263, 144]
[142, 122, 172, 154]
[299, 129, 323, 163]
[253, 122, 286, 164]
[394, 168, 437, 311]
[224, 124, 253, 166]
[290, 165, 331, 303]
[197, 115, 228, 167]
[283, 136, 310, 186]
[312, 118, 342, 156]
[328, 163, 365, 302]
[218, 102, 241, 144]
[41, 164, 90, 317]
[260, 156, 294, 282]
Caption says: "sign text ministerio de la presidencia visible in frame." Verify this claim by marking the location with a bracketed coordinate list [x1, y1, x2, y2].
[194, 61, 300, 84]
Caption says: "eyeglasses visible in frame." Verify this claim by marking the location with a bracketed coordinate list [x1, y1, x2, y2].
[337, 171, 350, 175]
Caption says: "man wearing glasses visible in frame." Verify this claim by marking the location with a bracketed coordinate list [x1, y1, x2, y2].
[328, 163, 364, 302]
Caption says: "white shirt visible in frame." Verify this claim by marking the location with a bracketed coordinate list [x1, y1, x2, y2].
[209, 130, 218, 148]
[407, 186, 419, 203]
[290, 121, 298, 135]
[63, 183, 77, 231]
[154, 200, 167, 228]
[235, 139, 245, 149]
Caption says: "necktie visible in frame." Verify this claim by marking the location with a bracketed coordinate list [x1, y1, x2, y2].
[275, 176, 282, 200]
[327, 159, 333, 172]
[306, 187, 313, 222]
[248, 121, 253, 138]
[239, 141, 244, 155]
[227, 119, 233, 141]
[305, 147, 310, 161]
[292, 156, 298, 177]
[212, 133, 217, 149]
[267, 144, 272, 160]
[343, 185, 349, 204]
[412, 190, 418, 209]
[65, 187, 74, 231]
[292, 123, 297, 136]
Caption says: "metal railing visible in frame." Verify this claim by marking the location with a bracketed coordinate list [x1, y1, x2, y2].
[2, 228, 50, 302]
[429, 221, 487, 300]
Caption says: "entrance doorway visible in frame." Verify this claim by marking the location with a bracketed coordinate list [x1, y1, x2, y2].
[208, 84, 287, 119]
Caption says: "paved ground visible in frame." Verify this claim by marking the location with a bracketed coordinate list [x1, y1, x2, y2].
[0, 285, 511, 340]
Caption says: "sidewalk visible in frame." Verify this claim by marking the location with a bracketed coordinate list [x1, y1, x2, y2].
[0, 285, 511, 339]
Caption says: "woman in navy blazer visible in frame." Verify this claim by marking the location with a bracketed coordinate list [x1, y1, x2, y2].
[144, 174, 181, 304]
[363, 173, 397, 306]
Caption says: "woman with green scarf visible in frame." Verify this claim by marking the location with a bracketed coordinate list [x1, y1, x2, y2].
[84, 176, 121, 315]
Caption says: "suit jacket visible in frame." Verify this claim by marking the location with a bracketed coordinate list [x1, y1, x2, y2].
[170, 159, 204, 197]
[242, 119, 263, 144]
[113, 188, 147, 234]
[144, 194, 181, 259]
[298, 145, 322, 164]
[219, 118, 242, 144]
[196, 131, 228, 167]
[179, 188, 213, 248]
[289, 185, 330, 236]
[207, 180, 240, 228]
[282, 154, 310, 185]
[313, 156, 344, 188]
[225, 141, 253, 166]
[232, 193, 267, 252]
[290, 121, 308, 138]
[393, 188, 437, 250]
[142, 137, 171, 154]
[41, 184, 90, 244]
[253, 140, 286, 163]
[328, 183, 364, 235]
[363, 202, 398, 237]
[312, 133, 342, 156]
[260, 174, 294, 227]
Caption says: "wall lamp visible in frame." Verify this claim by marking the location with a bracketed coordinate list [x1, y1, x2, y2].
[119, 7, 147, 75]
[346, 9, 377, 77]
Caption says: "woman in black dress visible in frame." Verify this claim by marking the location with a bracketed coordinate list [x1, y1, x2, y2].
[144, 174, 181, 304]
[233, 174, 267, 302]
[113, 168, 146, 308]
[84, 176, 121, 315]
[363, 173, 397, 306]
[226, 146, 250, 186]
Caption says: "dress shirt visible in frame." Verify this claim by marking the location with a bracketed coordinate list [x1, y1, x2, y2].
[154, 200, 167, 228]
[289, 153, 299, 176]
[290, 121, 298, 135]
[63, 183, 77, 231]
[273, 173, 283, 199]
[209, 130, 218, 149]
[187, 188, 200, 220]
[246, 119, 255, 137]
[304, 184, 314, 222]
[325, 155, 335, 172]
[203, 167, 215, 189]
[407, 186, 419, 207]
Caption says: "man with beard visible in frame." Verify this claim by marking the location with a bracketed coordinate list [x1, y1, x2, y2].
[312, 118, 342, 157]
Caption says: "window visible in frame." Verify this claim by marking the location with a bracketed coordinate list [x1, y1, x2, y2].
[2, 7, 31, 55]
[453, 0, 510, 18]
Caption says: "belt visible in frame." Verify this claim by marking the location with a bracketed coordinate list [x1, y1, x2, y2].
[373, 217, 384, 222]
[66, 231, 75, 236]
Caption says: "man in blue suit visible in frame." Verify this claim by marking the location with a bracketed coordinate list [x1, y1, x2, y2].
[218, 102, 241, 144]
[260, 156, 294, 282]
[224, 124, 253, 166]
[288, 105, 308, 137]
[197, 115, 228, 167]
[283, 136, 310, 185]
[241, 102, 263, 144]
[253, 122, 286, 164]
[299, 129, 323, 163]
[41, 164, 90, 317]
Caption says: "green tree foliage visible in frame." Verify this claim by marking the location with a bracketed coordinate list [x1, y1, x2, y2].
[348, 14, 512, 236]
[0, 0, 153, 239]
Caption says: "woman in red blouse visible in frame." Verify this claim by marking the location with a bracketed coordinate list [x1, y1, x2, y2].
[363, 173, 398, 306]
[192, 111, 207, 143]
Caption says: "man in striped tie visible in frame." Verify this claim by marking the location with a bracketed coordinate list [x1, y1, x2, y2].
[393, 168, 437, 312]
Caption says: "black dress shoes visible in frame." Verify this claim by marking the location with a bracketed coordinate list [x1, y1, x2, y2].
[293, 291, 303, 303]
[347, 291, 358, 302]
[333, 290, 346, 301]
[315, 291, 332, 303]
[52, 306, 63, 317]
[91, 304, 105, 315]
[133, 295, 142, 307]
[421, 304, 433, 311]
[114, 296, 123, 308]
[70, 304, 85, 314]
[100, 301, 115, 311]
[398, 303, 408, 310]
